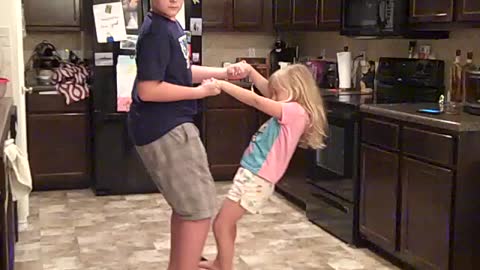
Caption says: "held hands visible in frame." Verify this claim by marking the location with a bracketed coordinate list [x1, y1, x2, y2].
[226, 61, 251, 80]
[199, 78, 221, 97]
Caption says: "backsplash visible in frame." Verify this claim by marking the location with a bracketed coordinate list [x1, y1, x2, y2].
[23, 32, 84, 64]
[286, 29, 480, 88]
[202, 32, 276, 67]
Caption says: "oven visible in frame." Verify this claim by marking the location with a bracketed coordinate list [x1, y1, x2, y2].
[306, 101, 361, 245]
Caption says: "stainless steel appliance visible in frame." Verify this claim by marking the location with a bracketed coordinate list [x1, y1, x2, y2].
[341, 0, 449, 39]
[307, 99, 363, 245]
[375, 57, 445, 103]
[463, 69, 480, 115]
[304, 59, 338, 89]
[341, 0, 408, 37]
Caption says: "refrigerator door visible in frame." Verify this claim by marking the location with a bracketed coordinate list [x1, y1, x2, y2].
[92, 112, 157, 195]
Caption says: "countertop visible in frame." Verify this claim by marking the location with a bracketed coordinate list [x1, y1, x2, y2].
[360, 103, 480, 132]
[320, 89, 374, 107]
[0, 98, 14, 158]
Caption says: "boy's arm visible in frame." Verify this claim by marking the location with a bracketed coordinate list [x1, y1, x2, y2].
[191, 62, 251, 83]
[191, 65, 228, 83]
[218, 80, 282, 119]
[137, 81, 218, 102]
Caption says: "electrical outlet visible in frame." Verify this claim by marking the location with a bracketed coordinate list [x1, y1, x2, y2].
[248, 48, 256, 57]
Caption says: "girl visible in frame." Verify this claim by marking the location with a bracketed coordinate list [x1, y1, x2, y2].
[199, 64, 328, 270]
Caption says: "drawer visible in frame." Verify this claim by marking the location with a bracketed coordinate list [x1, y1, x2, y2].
[402, 127, 454, 167]
[361, 118, 399, 150]
[27, 92, 88, 113]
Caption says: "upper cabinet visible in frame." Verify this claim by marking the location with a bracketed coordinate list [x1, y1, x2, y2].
[292, 0, 319, 28]
[274, 0, 293, 28]
[319, 0, 341, 28]
[409, 0, 454, 23]
[203, 0, 271, 31]
[274, 0, 340, 30]
[24, 0, 81, 31]
[203, 0, 230, 29]
[457, 0, 480, 21]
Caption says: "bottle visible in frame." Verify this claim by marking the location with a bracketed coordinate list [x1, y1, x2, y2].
[461, 52, 477, 103]
[449, 50, 462, 103]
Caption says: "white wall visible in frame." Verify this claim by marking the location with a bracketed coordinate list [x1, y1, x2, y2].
[0, 0, 27, 154]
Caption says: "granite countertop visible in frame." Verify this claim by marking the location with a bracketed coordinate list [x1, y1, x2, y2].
[360, 103, 480, 132]
[0, 98, 14, 158]
[320, 89, 374, 107]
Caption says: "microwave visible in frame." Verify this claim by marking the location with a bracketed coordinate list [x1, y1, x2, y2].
[341, 0, 408, 38]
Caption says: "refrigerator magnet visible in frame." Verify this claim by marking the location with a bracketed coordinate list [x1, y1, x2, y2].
[94, 52, 114, 66]
[192, 53, 200, 64]
[190, 18, 202, 36]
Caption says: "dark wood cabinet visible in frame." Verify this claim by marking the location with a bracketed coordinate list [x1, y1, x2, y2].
[457, 0, 480, 21]
[203, 0, 230, 29]
[292, 0, 318, 28]
[24, 0, 81, 30]
[203, 91, 259, 180]
[359, 144, 399, 252]
[27, 93, 90, 190]
[203, 0, 270, 31]
[233, 0, 264, 28]
[273, 0, 293, 28]
[401, 157, 452, 270]
[319, 0, 341, 28]
[409, 0, 453, 23]
[273, 0, 340, 30]
[360, 110, 480, 270]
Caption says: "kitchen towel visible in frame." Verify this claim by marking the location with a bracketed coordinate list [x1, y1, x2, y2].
[51, 63, 90, 105]
[337, 51, 352, 89]
[4, 138, 32, 231]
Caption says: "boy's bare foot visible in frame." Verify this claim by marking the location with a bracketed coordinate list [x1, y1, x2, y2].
[198, 259, 221, 270]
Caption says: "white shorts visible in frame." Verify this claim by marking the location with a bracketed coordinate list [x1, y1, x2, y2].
[227, 167, 275, 214]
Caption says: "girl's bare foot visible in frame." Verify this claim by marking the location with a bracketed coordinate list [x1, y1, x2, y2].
[198, 259, 221, 270]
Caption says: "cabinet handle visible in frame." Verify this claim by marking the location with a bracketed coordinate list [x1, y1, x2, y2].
[434, 13, 448, 17]
[73, 0, 78, 22]
[22, 86, 33, 94]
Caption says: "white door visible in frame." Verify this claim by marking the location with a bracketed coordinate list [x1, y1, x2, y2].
[0, 0, 27, 154]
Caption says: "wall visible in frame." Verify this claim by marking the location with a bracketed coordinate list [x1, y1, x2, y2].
[286, 29, 480, 87]
[202, 32, 276, 67]
[23, 32, 83, 65]
[0, 0, 27, 153]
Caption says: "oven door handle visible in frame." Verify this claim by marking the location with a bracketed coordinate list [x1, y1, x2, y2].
[311, 190, 350, 214]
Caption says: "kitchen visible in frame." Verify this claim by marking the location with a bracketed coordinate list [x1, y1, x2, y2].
[1, 0, 480, 269]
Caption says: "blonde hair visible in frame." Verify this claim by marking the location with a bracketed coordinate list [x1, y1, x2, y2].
[268, 64, 328, 149]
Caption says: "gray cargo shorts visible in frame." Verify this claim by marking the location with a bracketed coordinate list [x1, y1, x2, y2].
[136, 123, 216, 220]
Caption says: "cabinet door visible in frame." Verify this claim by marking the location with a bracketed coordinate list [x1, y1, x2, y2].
[359, 144, 399, 252]
[401, 158, 452, 270]
[292, 0, 319, 28]
[457, 0, 480, 21]
[319, 0, 341, 28]
[24, 0, 80, 27]
[28, 113, 90, 190]
[273, 0, 292, 28]
[409, 0, 453, 23]
[204, 109, 258, 180]
[203, 0, 231, 29]
[233, 0, 264, 29]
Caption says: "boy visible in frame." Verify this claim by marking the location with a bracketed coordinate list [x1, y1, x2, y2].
[127, 1, 249, 270]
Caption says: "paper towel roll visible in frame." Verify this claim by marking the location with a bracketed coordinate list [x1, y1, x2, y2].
[337, 51, 352, 89]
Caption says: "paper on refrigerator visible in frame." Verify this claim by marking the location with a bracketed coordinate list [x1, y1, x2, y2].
[116, 55, 136, 112]
[93, 2, 127, 43]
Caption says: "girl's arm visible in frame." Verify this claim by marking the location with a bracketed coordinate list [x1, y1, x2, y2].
[218, 80, 282, 119]
[245, 64, 271, 98]
[191, 63, 250, 83]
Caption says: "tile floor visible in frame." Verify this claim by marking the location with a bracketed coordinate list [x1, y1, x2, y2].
[14, 183, 400, 270]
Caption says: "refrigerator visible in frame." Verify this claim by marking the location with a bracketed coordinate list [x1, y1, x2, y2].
[88, 0, 203, 195]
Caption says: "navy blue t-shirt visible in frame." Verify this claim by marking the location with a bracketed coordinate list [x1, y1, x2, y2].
[127, 12, 195, 146]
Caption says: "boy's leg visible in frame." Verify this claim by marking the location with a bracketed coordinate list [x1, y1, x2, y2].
[136, 123, 217, 270]
[199, 199, 246, 270]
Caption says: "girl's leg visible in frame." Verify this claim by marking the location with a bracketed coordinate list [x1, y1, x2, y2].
[199, 199, 246, 270]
